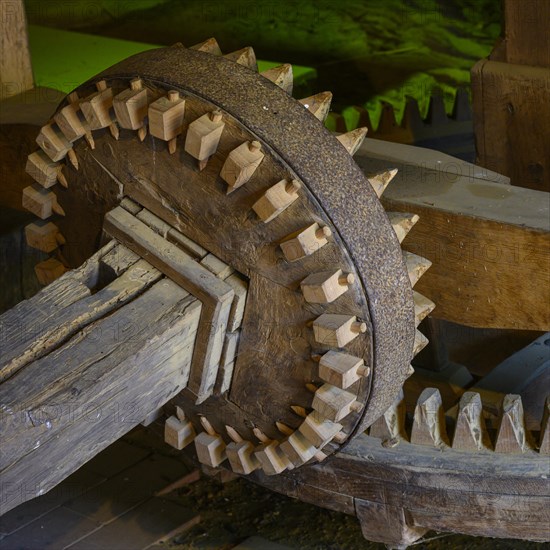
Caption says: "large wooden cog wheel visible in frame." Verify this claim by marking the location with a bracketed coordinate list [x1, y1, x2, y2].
[21, 40, 435, 476]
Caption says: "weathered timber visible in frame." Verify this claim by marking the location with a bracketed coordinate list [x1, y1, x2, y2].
[0, 278, 201, 515]
[355, 138, 550, 331]
[103, 206, 234, 404]
[0, 244, 155, 382]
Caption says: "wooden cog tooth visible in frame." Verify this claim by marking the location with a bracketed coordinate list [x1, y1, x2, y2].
[194, 416, 227, 467]
[413, 329, 429, 356]
[225, 425, 259, 474]
[36, 123, 72, 163]
[280, 430, 319, 466]
[367, 168, 398, 198]
[260, 64, 293, 94]
[413, 291, 435, 326]
[301, 269, 354, 304]
[165, 410, 195, 450]
[280, 223, 331, 262]
[312, 383, 363, 422]
[22, 185, 65, 219]
[221, 140, 264, 192]
[299, 411, 343, 448]
[252, 428, 292, 475]
[252, 178, 301, 223]
[185, 110, 225, 169]
[26, 151, 66, 189]
[190, 37, 222, 55]
[25, 222, 66, 253]
[406, 364, 415, 377]
[224, 46, 257, 70]
[318, 350, 369, 389]
[410, 388, 449, 448]
[403, 251, 432, 287]
[369, 388, 406, 441]
[149, 90, 186, 154]
[113, 77, 149, 139]
[452, 392, 491, 452]
[80, 80, 118, 139]
[336, 127, 368, 156]
[313, 313, 367, 347]
[539, 396, 549, 454]
[34, 258, 68, 286]
[299, 91, 333, 122]
[495, 394, 533, 453]
[387, 212, 420, 243]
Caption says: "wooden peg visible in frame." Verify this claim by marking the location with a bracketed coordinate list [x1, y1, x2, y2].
[495, 394, 532, 453]
[279, 430, 318, 466]
[26, 151, 66, 188]
[194, 416, 226, 467]
[404, 251, 432, 287]
[34, 258, 68, 286]
[184, 110, 225, 168]
[224, 46, 257, 70]
[36, 123, 72, 163]
[299, 91, 332, 122]
[452, 392, 491, 452]
[113, 78, 149, 137]
[220, 140, 264, 192]
[54, 92, 94, 148]
[318, 350, 369, 389]
[367, 169, 398, 198]
[300, 269, 354, 303]
[336, 127, 368, 156]
[279, 223, 332, 262]
[298, 411, 343, 447]
[414, 291, 435, 326]
[387, 212, 419, 244]
[312, 383, 362, 422]
[252, 179, 301, 223]
[225, 425, 259, 474]
[22, 185, 65, 219]
[313, 313, 367, 347]
[369, 389, 406, 441]
[80, 80, 118, 139]
[410, 388, 449, 448]
[539, 397, 549, 455]
[149, 90, 186, 153]
[252, 427, 291, 475]
[165, 413, 196, 450]
[190, 37, 222, 55]
[413, 329, 429, 356]
[25, 222, 65, 253]
[260, 64, 293, 94]
[291, 405, 308, 418]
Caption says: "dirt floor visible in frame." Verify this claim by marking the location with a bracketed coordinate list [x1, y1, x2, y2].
[123, 427, 545, 550]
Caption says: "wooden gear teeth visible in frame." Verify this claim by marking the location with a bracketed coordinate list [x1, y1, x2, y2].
[300, 269, 355, 304]
[194, 416, 227, 467]
[280, 223, 332, 262]
[299, 91, 333, 122]
[312, 314, 367, 347]
[113, 77, 150, 141]
[220, 140, 264, 192]
[184, 110, 225, 169]
[80, 80, 119, 140]
[260, 63, 293, 93]
[148, 90, 186, 154]
[252, 179, 301, 222]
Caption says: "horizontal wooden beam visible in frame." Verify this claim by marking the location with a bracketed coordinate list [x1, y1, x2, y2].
[355, 139, 550, 331]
